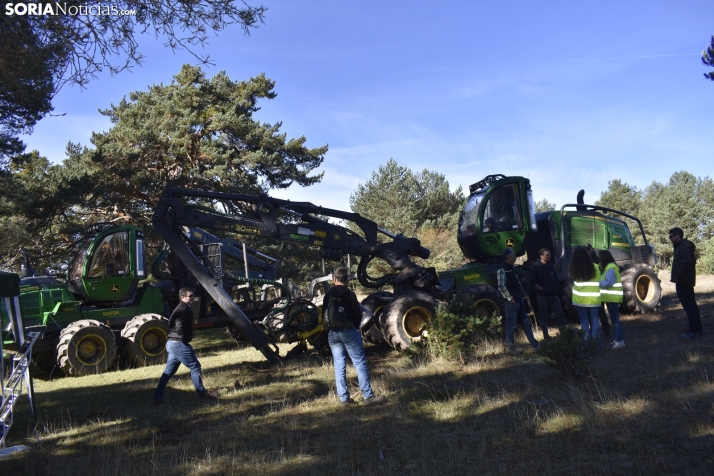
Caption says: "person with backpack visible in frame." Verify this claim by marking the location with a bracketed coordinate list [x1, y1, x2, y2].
[598, 250, 625, 348]
[323, 267, 386, 407]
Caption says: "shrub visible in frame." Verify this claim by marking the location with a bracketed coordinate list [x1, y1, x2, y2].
[412, 293, 502, 361]
[536, 327, 609, 378]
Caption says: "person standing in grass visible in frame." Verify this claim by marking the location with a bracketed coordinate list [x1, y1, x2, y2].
[497, 248, 539, 355]
[153, 287, 218, 405]
[598, 250, 625, 349]
[585, 243, 611, 338]
[323, 267, 386, 407]
[530, 247, 566, 339]
[669, 227, 703, 338]
[569, 246, 602, 344]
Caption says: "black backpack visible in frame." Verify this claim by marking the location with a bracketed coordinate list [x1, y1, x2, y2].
[323, 294, 352, 329]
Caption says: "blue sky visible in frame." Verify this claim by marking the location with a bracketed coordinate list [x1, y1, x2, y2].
[22, 0, 714, 213]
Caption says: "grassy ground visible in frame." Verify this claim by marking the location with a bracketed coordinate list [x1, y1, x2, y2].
[2, 278, 714, 475]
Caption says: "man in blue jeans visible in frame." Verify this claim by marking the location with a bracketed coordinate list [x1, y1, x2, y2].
[497, 249, 539, 355]
[154, 287, 218, 405]
[323, 267, 386, 407]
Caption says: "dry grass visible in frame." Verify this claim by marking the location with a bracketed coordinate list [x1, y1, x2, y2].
[2, 281, 714, 475]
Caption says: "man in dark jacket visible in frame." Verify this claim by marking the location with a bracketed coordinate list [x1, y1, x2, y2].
[153, 288, 217, 404]
[497, 249, 539, 355]
[530, 248, 565, 338]
[323, 267, 385, 407]
[669, 228, 703, 338]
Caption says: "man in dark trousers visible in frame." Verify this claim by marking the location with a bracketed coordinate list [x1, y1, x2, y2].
[497, 249, 539, 355]
[530, 248, 565, 338]
[585, 243, 611, 338]
[669, 228, 703, 338]
[323, 267, 385, 407]
[153, 287, 218, 405]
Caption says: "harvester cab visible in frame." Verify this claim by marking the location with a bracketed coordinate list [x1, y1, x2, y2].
[67, 224, 145, 303]
[458, 174, 538, 261]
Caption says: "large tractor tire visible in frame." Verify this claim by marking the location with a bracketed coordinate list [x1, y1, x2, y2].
[360, 292, 393, 345]
[121, 314, 169, 366]
[621, 264, 661, 314]
[32, 350, 58, 373]
[380, 291, 437, 351]
[462, 285, 505, 319]
[57, 320, 117, 376]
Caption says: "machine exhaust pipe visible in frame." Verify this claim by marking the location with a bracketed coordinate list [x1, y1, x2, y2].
[19, 247, 35, 278]
[576, 190, 586, 212]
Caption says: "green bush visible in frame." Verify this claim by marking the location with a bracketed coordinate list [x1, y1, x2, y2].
[536, 327, 608, 379]
[412, 293, 502, 361]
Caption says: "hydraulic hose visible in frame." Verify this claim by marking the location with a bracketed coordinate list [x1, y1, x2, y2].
[357, 255, 397, 288]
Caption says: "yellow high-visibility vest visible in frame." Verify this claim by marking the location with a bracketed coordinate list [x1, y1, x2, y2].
[572, 263, 601, 306]
[600, 262, 623, 303]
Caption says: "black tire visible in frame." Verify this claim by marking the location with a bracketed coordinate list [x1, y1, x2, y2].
[461, 285, 505, 319]
[121, 314, 169, 366]
[380, 291, 437, 351]
[621, 264, 661, 314]
[360, 292, 392, 345]
[57, 320, 117, 376]
[32, 350, 57, 373]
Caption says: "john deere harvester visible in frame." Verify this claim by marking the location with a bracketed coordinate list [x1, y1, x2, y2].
[437, 174, 660, 321]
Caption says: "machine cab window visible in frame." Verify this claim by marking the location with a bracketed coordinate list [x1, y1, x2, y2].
[482, 184, 522, 233]
[87, 232, 129, 278]
[459, 193, 484, 237]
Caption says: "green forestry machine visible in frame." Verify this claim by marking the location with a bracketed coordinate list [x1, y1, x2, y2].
[0, 222, 295, 375]
[437, 174, 661, 322]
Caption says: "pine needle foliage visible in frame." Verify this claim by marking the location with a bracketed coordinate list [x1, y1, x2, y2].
[413, 293, 502, 361]
[536, 327, 609, 379]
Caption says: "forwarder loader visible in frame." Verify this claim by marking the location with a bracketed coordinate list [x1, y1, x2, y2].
[1, 222, 297, 375]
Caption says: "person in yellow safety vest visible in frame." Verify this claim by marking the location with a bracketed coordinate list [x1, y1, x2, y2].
[569, 246, 602, 344]
[598, 250, 625, 349]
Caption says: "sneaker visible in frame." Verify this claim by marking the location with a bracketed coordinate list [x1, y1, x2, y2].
[530, 341, 540, 350]
[611, 341, 626, 349]
[507, 344, 523, 356]
[199, 390, 219, 400]
[153, 396, 165, 406]
[340, 398, 355, 407]
[679, 331, 702, 339]
[362, 395, 386, 406]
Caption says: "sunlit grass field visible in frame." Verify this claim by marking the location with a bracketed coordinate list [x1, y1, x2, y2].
[2, 279, 713, 475]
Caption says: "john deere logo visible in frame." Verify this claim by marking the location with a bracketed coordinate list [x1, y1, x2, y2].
[110, 284, 121, 293]
[505, 238, 515, 248]
[334, 234, 340, 240]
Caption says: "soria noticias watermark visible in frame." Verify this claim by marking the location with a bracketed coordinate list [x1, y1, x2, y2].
[5, 2, 137, 16]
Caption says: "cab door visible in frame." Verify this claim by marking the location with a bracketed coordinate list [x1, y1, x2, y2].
[81, 229, 143, 302]
[480, 182, 526, 255]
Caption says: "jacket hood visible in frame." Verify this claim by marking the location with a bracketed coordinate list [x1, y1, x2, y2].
[329, 284, 352, 298]
[677, 239, 696, 253]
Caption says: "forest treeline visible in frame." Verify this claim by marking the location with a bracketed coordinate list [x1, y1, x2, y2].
[1, 65, 712, 282]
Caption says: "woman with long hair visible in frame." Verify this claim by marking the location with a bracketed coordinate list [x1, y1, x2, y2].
[569, 246, 602, 343]
[599, 250, 625, 348]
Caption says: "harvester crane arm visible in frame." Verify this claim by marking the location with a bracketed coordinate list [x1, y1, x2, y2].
[151, 188, 438, 363]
